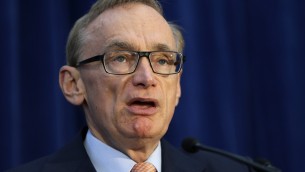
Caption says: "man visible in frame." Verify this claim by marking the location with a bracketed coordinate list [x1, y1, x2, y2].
[8, 0, 255, 171]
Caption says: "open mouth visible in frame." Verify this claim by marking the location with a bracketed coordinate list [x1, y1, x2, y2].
[127, 98, 158, 115]
[128, 99, 157, 108]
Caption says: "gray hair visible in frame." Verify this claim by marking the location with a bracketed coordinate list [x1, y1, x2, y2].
[66, 0, 184, 66]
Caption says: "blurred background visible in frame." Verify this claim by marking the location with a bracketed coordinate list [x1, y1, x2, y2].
[1, 0, 304, 171]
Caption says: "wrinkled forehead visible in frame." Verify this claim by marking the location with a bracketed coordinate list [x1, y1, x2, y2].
[82, 3, 176, 55]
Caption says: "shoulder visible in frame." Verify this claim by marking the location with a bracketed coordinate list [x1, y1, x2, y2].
[5, 154, 54, 172]
[6, 129, 95, 172]
[161, 139, 254, 172]
[188, 149, 254, 172]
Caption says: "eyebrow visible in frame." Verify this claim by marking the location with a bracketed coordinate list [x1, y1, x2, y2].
[103, 41, 173, 52]
[104, 41, 134, 51]
[152, 43, 172, 51]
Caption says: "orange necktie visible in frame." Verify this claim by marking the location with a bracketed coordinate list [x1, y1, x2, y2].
[130, 162, 157, 172]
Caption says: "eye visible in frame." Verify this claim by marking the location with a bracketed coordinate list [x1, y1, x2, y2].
[152, 52, 176, 66]
[113, 55, 127, 63]
[157, 58, 169, 65]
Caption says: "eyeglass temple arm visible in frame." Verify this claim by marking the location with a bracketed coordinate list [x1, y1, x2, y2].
[76, 55, 103, 67]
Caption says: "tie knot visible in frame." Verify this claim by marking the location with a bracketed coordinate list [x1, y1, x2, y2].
[130, 162, 157, 172]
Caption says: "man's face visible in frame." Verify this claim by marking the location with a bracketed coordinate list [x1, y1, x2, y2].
[79, 3, 181, 149]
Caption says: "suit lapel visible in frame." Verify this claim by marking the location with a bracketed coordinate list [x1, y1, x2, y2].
[161, 139, 207, 172]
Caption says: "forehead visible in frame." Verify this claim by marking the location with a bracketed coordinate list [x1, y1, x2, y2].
[83, 3, 175, 55]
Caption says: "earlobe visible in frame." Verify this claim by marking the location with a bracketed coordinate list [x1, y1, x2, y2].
[59, 66, 85, 105]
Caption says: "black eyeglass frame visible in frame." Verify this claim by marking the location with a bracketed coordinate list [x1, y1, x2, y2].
[76, 51, 186, 75]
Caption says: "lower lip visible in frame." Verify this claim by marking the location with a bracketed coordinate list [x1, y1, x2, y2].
[126, 104, 158, 115]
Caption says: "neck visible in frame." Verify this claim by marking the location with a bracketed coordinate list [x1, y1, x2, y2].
[89, 127, 160, 162]
[122, 140, 159, 162]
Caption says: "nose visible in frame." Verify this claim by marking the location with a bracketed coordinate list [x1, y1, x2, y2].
[132, 57, 156, 88]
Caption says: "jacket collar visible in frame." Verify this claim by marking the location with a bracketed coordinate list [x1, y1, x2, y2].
[42, 127, 206, 172]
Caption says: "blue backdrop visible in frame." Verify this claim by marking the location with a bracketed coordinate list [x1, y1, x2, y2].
[1, 0, 304, 171]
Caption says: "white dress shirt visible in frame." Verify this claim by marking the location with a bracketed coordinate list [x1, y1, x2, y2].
[84, 130, 162, 172]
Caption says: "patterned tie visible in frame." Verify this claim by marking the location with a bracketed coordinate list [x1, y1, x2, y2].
[130, 162, 157, 172]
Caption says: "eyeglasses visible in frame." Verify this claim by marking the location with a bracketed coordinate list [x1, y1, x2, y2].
[76, 51, 185, 75]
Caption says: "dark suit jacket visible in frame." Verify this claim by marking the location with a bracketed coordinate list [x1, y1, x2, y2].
[7, 128, 255, 172]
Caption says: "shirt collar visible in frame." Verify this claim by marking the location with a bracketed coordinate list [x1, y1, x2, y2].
[84, 130, 162, 172]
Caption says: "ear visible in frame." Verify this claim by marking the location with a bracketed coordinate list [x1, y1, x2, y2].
[175, 70, 182, 106]
[59, 66, 85, 105]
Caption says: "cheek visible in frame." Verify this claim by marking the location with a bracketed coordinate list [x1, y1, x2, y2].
[83, 72, 120, 117]
[164, 78, 180, 107]
[83, 73, 128, 133]
[158, 77, 180, 126]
